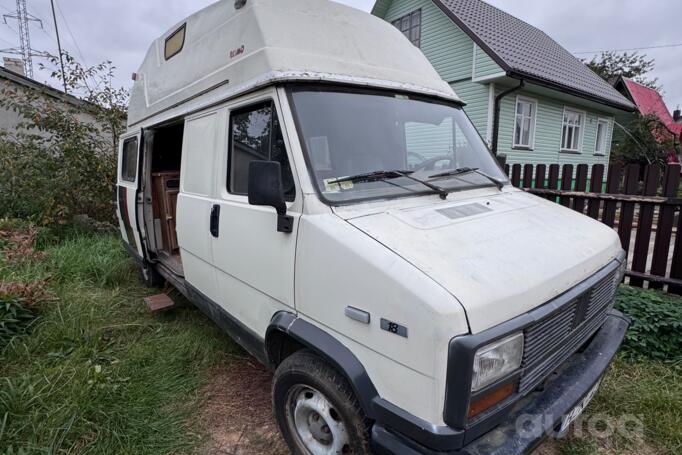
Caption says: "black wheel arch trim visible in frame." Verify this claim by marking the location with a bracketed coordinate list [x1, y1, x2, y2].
[266, 311, 465, 451]
[266, 312, 379, 418]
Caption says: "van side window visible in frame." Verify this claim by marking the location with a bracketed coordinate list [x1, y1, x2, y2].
[121, 138, 138, 182]
[164, 24, 186, 60]
[228, 101, 295, 200]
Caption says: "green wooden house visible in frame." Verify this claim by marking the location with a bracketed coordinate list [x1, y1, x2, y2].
[372, 0, 636, 169]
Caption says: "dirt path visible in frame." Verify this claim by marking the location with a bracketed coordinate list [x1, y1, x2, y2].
[199, 358, 287, 455]
[197, 356, 559, 455]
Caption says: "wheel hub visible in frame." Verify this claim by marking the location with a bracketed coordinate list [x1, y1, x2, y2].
[288, 385, 350, 454]
[306, 411, 332, 444]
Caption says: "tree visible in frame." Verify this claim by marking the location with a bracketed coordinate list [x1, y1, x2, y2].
[611, 114, 677, 167]
[0, 53, 128, 225]
[43, 53, 129, 156]
[583, 51, 659, 89]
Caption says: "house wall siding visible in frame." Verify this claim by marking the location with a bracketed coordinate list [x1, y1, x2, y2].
[473, 45, 503, 79]
[451, 79, 489, 136]
[496, 87, 615, 168]
[383, 0, 473, 82]
[404, 120, 453, 160]
[377, 0, 618, 172]
[381, 0, 490, 137]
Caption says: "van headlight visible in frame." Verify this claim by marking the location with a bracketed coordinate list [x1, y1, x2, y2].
[471, 332, 524, 392]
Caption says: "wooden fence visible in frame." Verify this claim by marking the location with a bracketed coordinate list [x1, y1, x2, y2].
[504, 162, 682, 294]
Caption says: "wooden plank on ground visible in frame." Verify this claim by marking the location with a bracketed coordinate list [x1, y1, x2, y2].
[144, 294, 176, 313]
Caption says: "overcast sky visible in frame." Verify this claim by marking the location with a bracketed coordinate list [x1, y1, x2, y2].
[1, 0, 680, 112]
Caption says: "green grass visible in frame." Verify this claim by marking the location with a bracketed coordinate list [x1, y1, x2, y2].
[555, 286, 682, 455]
[556, 359, 681, 454]
[2, 229, 681, 454]
[0, 233, 241, 454]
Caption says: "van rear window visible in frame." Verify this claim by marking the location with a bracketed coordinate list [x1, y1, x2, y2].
[121, 138, 138, 182]
[164, 24, 186, 60]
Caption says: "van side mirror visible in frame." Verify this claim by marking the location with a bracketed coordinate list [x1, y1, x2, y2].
[248, 161, 293, 233]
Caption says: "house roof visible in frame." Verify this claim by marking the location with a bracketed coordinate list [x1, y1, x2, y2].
[619, 78, 682, 138]
[374, 0, 636, 111]
[434, 0, 637, 111]
[0, 66, 91, 109]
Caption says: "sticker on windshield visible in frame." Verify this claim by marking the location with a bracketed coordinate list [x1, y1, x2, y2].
[323, 177, 354, 193]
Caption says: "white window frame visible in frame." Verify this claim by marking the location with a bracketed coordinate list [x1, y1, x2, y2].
[560, 107, 585, 153]
[512, 95, 537, 150]
[594, 118, 610, 156]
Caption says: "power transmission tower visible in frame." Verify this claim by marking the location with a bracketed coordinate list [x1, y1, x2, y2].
[2, 0, 49, 78]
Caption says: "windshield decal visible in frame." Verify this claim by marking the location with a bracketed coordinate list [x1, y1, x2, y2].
[323, 177, 354, 193]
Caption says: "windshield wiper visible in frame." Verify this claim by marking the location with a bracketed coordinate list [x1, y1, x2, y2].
[329, 170, 449, 199]
[428, 167, 506, 190]
[328, 170, 411, 185]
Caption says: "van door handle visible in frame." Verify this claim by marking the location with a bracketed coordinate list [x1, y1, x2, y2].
[209, 204, 220, 237]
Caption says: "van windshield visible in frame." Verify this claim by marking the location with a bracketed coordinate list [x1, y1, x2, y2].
[289, 87, 507, 204]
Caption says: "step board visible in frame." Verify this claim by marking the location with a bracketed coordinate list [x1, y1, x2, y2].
[144, 294, 176, 313]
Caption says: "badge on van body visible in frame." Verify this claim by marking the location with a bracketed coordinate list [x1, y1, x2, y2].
[380, 318, 407, 338]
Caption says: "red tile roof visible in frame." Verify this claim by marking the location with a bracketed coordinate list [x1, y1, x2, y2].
[623, 78, 682, 139]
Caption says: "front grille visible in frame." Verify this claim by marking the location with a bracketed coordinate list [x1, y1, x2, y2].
[518, 266, 619, 394]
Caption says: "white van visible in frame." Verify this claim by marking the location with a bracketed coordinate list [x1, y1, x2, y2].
[117, 1, 629, 453]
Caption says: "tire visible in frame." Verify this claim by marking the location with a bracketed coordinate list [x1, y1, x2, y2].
[139, 260, 165, 288]
[272, 350, 372, 455]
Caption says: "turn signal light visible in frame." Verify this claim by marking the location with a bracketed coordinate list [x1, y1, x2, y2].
[468, 382, 515, 418]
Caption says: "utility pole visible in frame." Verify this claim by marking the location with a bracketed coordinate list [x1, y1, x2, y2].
[50, 0, 67, 93]
[1, 0, 48, 79]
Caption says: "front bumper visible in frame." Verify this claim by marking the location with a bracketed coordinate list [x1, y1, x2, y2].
[371, 311, 629, 454]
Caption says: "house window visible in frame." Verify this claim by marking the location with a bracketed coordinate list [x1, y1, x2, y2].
[595, 118, 609, 155]
[561, 108, 584, 152]
[228, 101, 296, 200]
[513, 96, 537, 149]
[391, 9, 421, 47]
[121, 138, 138, 182]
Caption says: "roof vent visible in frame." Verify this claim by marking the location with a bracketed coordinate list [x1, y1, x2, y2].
[235, 0, 247, 9]
[437, 203, 492, 220]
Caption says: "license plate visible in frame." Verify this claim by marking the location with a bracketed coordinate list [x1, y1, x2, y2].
[557, 379, 602, 435]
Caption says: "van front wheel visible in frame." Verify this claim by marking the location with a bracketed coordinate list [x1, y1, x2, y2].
[272, 350, 371, 455]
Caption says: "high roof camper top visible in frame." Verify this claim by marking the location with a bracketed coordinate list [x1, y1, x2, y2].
[127, 0, 459, 127]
